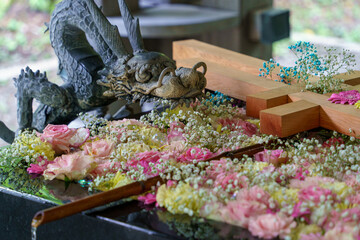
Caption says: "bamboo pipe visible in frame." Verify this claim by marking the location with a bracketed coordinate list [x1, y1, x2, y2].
[32, 143, 265, 228]
[32, 176, 163, 228]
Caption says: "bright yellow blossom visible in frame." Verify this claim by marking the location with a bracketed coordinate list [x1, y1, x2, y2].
[355, 100, 360, 109]
[14, 131, 55, 161]
[290, 223, 322, 240]
[321, 182, 352, 199]
[96, 172, 133, 191]
[271, 188, 299, 206]
[156, 182, 206, 216]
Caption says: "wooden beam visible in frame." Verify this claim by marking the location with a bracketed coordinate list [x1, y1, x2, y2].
[260, 100, 320, 137]
[337, 70, 360, 86]
[246, 85, 303, 118]
[288, 91, 360, 137]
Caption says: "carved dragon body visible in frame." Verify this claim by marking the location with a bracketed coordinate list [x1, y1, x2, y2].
[0, 0, 206, 143]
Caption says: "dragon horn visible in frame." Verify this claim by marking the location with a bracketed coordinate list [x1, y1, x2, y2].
[117, 0, 145, 53]
[192, 62, 207, 75]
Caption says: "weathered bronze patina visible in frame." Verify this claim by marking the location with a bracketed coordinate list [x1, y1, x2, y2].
[0, 0, 206, 143]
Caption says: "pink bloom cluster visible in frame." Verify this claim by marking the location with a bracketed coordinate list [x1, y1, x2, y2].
[27, 156, 51, 175]
[126, 151, 162, 178]
[217, 118, 258, 136]
[217, 187, 294, 239]
[177, 147, 216, 163]
[254, 149, 288, 166]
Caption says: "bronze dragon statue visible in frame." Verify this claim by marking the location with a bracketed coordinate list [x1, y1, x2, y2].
[0, 0, 207, 143]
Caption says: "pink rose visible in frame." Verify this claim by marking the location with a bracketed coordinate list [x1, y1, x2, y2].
[254, 149, 287, 166]
[248, 213, 296, 239]
[83, 139, 115, 160]
[289, 176, 335, 189]
[68, 128, 90, 148]
[206, 158, 232, 179]
[177, 147, 215, 163]
[43, 152, 96, 181]
[89, 160, 122, 178]
[219, 186, 274, 228]
[214, 173, 248, 192]
[324, 222, 359, 240]
[221, 200, 268, 228]
[39, 124, 76, 154]
[235, 186, 273, 208]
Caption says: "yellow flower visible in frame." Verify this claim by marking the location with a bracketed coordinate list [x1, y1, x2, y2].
[334, 202, 357, 211]
[156, 182, 206, 216]
[138, 127, 167, 148]
[355, 100, 360, 109]
[96, 172, 133, 191]
[165, 105, 193, 116]
[14, 131, 55, 161]
[320, 182, 352, 199]
[308, 163, 321, 176]
[271, 188, 299, 206]
[114, 142, 151, 161]
[252, 161, 269, 172]
[290, 223, 322, 240]
[246, 119, 260, 129]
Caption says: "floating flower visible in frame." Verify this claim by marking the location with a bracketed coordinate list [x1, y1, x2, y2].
[27, 156, 51, 175]
[43, 152, 96, 181]
[298, 186, 337, 205]
[14, 130, 55, 161]
[248, 213, 296, 239]
[83, 139, 115, 160]
[156, 182, 206, 216]
[254, 149, 288, 166]
[89, 160, 122, 178]
[138, 193, 157, 205]
[217, 118, 258, 136]
[39, 124, 77, 154]
[68, 128, 90, 147]
[328, 90, 360, 105]
[177, 147, 215, 163]
[94, 171, 133, 191]
[126, 150, 162, 177]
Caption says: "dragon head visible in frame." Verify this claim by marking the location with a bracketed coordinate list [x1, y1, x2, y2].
[97, 0, 207, 105]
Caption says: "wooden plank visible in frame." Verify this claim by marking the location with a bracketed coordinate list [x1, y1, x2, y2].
[246, 85, 303, 118]
[173, 39, 264, 76]
[336, 70, 360, 86]
[176, 58, 282, 100]
[288, 91, 360, 137]
[260, 100, 320, 137]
